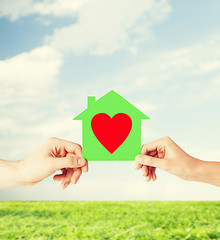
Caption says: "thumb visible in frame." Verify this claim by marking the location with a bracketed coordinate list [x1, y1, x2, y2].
[53, 155, 86, 170]
[135, 155, 165, 170]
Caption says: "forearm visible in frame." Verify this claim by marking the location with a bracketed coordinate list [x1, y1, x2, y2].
[0, 159, 21, 188]
[193, 159, 220, 187]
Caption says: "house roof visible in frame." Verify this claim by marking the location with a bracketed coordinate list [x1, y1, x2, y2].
[73, 90, 149, 120]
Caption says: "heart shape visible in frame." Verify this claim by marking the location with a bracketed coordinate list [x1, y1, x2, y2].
[91, 113, 132, 154]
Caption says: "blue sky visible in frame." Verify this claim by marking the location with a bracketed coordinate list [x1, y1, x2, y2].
[0, 0, 220, 200]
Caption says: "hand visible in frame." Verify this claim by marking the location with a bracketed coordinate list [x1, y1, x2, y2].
[16, 137, 88, 189]
[135, 136, 201, 182]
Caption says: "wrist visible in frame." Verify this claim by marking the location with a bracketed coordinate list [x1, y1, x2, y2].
[15, 159, 31, 186]
[16, 158, 40, 186]
[11, 160, 24, 187]
[188, 158, 206, 182]
[0, 159, 22, 188]
[190, 159, 220, 186]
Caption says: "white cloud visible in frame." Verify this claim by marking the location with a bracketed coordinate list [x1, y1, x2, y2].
[0, 117, 82, 160]
[197, 60, 220, 74]
[60, 34, 220, 116]
[211, 78, 220, 86]
[120, 40, 220, 90]
[86, 34, 220, 107]
[0, 0, 88, 21]
[0, 0, 172, 57]
[0, 0, 31, 20]
[47, 0, 172, 55]
[0, 45, 62, 105]
[0, 45, 63, 159]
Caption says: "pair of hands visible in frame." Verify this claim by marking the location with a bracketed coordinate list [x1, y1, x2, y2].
[16, 136, 202, 189]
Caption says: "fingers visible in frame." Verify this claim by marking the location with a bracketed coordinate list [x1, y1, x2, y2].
[53, 150, 88, 189]
[135, 155, 165, 170]
[48, 137, 82, 156]
[66, 152, 88, 173]
[141, 165, 149, 177]
[53, 167, 83, 188]
[48, 137, 88, 172]
[82, 161, 88, 173]
[141, 140, 161, 155]
[71, 168, 82, 184]
[136, 162, 154, 182]
[151, 167, 157, 181]
[137, 166, 156, 182]
[61, 168, 74, 189]
[137, 144, 159, 182]
[53, 174, 65, 181]
[53, 155, 86, 170]
[53, 168, 67, 181]
[141, 136, 172, 155]
[146, 173, 151, 182]
[135, 161, 142, 170]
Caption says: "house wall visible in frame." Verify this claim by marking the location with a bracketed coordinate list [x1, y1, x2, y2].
[82, 117, 142, 161]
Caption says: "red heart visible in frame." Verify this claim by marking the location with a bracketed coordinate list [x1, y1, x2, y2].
[91, 113, 132, 154]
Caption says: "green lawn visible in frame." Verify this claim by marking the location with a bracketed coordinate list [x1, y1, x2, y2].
[0, 201, 219, 240]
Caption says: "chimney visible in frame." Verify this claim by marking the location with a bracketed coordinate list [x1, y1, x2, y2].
[87, 96, 95, 108]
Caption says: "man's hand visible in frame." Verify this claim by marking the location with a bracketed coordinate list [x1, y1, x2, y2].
[16, 137, 88, 189]
[135, 136, 201, 182]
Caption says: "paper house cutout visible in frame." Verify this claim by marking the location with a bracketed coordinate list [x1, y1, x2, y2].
[73, 90, 149, 161]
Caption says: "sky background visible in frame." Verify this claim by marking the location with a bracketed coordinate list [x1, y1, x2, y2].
[0, 0, 220, 200]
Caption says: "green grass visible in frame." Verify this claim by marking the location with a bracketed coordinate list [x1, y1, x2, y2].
[0, 201, 219, 240]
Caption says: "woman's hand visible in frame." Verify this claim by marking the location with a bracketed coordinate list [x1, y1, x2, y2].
[135, 136, 201, 182]
[16, 137, 88, 189]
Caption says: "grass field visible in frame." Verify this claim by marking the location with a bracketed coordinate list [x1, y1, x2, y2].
[0, 201, 219, 240]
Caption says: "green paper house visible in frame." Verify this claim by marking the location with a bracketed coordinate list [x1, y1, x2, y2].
[73, 90, 149, 161]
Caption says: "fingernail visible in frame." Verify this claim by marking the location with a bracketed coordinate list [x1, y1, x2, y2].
[78, 157, 86, 166]
[63, 183, 68, 189]
[82, 167, 88, 173]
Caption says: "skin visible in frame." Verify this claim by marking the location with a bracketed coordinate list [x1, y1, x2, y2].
[0, 137, 88, 189]
[135, 136, 220, 187]
[1, 136, 219, 189]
